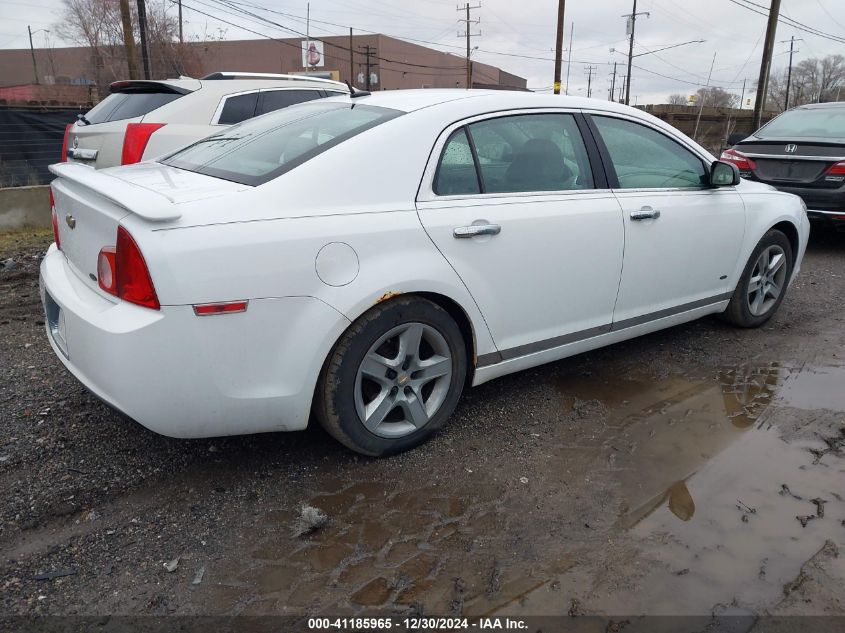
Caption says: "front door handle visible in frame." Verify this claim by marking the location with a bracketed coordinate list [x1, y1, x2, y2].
[453, 223, 501, 238]
[630, 206, 661, 221]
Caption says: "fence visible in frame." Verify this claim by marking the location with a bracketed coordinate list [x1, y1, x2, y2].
[0, 106, 81, 187]
[640, 104, 777, 155]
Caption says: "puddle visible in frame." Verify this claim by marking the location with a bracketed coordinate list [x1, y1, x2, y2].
[198, 362, 845, 616]
[776, 364, 845, 411]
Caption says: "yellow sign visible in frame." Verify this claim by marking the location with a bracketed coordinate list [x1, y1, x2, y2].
[553, 81, 561, 92]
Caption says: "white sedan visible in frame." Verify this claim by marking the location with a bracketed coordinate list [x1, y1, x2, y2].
[41, 90, 809, 455]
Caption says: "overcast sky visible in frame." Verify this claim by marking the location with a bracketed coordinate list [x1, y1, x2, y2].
[1, 0, 842, 104]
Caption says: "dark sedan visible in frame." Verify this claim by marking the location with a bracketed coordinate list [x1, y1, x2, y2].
[722, 102, 845, 230]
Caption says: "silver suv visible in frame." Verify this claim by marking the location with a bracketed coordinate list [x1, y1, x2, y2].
[62, 72, 350, 169]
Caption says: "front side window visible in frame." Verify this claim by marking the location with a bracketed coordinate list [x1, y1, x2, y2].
[163, 102, 402, 186]
[468, 114, 594, 193]
[592, 116, 707, 189]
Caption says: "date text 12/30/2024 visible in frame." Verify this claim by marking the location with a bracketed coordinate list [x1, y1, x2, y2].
[307, 617, 529, 630]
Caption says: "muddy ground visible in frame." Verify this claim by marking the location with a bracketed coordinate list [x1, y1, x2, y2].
[1, 228, 844, 623]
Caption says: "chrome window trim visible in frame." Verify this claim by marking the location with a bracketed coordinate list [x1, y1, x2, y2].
[742, 153, 845, 161]
[418, 107, 599, 203]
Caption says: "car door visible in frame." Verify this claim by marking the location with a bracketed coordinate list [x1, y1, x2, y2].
[587, 114, 746, 327]
[416, 111, 625, 361]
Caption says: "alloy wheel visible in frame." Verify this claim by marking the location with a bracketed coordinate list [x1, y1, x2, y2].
[354, 322, 453, 438]
[747, 245, 787, 317]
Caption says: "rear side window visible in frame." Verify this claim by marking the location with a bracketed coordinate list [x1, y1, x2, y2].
[434, 113, 594, 196]
[217, 92, 259, 124]
[163, 102, 402, 186]
[468, 114, 594, 193]
[84, 92, 182, 124]
[256, 89, 323, 116]
[434, 129, 480, 195]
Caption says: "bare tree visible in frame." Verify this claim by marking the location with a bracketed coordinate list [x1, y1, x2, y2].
[695, 86, 738, 108]
[54, 0, 200, 93]
[667, 93, 688, 105]
[766, 54, 845, 112]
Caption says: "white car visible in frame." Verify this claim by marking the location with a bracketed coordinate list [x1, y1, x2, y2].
[62, 72, 350, 168]
[41, 90, 809, 456]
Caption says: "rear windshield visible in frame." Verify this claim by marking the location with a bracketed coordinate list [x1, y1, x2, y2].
[83, 91, 183, 124]
[162, 102, 402, 186]
[756, 107, 845, 139]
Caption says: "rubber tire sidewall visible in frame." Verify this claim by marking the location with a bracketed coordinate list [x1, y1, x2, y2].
[316, 297, 467, 456]
[723, 229, 794, 328]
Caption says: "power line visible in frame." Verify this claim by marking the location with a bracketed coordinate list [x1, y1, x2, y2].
[726, 0, 845, 44]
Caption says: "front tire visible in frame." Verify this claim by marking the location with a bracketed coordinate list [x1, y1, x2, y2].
[722, 229, 793, 328]
[314, 296, 467, 456]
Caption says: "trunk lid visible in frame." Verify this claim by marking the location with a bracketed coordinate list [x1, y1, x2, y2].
[49, 162, 246, 297]
[737, 139, 845, 188]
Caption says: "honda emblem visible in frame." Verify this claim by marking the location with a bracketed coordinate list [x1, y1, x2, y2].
[784, 144, 798, 153]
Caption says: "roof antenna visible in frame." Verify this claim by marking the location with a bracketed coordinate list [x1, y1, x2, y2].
[345, 80, 370, 98]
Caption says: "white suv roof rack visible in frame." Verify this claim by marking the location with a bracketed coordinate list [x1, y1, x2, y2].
[201, 72, 347, 88]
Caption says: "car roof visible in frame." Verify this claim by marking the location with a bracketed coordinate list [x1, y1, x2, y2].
[795, 101, 845, 110]
[324, 89, 638, 115]
[110, 75, 349, 96]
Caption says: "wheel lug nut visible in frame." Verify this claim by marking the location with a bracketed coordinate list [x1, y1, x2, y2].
[386, 369, 397, 379]
[390, 386, 398, 395]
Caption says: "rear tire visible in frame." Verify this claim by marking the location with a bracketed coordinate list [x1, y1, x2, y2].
[314, 296, 467, 456]
[722, 229, 793, 328]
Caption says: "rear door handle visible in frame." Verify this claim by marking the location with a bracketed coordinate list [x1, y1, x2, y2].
[630, 206, 661, 221]
[453, 224, 501, 238]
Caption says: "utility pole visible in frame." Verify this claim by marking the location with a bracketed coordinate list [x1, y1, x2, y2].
[694, 52, 717, 141]
[119, 0, 139, 79]
[349, 28, 354, 86]
[619, 74, 627, 102]
[553, 0, 565, 94]
[565, 22, 573, 95]
[305, 3, 310, 74]
[609, 61, 618, 101]
[177, 0, 183, 43]
[457, 3, 481, 89]
[753, 0, 782, 129]
[622, 0, 649, 106]
[740, 77, 747, 109]
[27, 25, 39, 84]
[136, 0, 151, 79]
[781, 35, 801, 110]
[584, 65, 596, 98]
[358, 45, 377, 91]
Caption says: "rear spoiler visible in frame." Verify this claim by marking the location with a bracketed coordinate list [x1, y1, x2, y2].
[109, 80, 197, 95]
[48, 163, 182, 222]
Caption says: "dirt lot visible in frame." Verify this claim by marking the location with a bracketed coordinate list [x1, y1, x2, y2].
[1, 227, 844, 622]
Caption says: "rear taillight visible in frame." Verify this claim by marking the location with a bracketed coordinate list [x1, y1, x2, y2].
[825, 161, 845, 176]
[97, 247, 117, 295]
[121, 123, 165, 165]
[720, 148, 757, 172]
[60, 124, 72, 162]
[96, 227, 159, 310]
[50, 188, 61, 250]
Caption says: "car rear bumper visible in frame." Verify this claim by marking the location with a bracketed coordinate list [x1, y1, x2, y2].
[39, 244, 350, 438]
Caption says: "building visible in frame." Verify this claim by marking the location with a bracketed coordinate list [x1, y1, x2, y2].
[0, 34, 526, 105]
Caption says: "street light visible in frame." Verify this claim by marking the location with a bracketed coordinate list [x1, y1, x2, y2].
[27, 26, 49, 84]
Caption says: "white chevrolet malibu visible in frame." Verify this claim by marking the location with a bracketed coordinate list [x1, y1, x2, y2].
[41, 90, 809, 455]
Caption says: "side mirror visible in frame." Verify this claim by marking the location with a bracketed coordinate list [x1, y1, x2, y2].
[710, 160, 741, 187]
